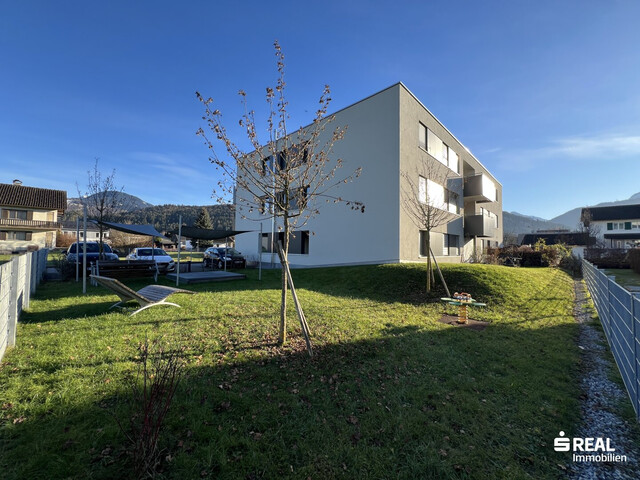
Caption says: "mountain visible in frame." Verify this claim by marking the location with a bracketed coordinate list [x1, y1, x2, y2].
[64, 191, 234, 233]
[66, 192, 153, 214]
[503, 212, 567, 235]
[505, 191, 640, 235]
[549, 191, 640, 230]
[548, 208, 583, 231]
[115, 204, 234, 232]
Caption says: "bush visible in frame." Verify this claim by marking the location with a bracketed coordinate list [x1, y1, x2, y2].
[629, 249, 640, 274]
[584, 248, 630, 269]
[484, 242, 574, 268]
[559, 253, 582, 277]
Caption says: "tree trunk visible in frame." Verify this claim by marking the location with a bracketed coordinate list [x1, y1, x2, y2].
[426, 233, 432, 292]
[278, 215, 290, 345]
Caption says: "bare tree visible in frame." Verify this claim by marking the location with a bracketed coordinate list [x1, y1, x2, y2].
[77, 158, 128, 256]
[196, 41, 363, 345]
[579, 208, 602, 248]
[401, 160, 457, 293]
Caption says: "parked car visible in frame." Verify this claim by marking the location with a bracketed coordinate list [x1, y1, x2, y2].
[126, 248, 176, 273]
[203, 247, 246, 269]
[65, 242, 119, 269]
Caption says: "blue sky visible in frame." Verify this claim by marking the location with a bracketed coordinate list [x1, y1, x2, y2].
[2, 1, 639, 220]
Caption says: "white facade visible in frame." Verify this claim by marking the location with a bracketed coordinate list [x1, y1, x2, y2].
[235, 83, 502, 267]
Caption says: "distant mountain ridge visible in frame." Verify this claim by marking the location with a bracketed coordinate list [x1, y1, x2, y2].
[64, 192, 234, 232]
[503, 212, 566, 235]
[504, 191, 640, 234]
[67, 192, 153, 213]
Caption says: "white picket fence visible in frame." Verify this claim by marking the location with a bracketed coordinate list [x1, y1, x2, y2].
[0, 250, 48, 362]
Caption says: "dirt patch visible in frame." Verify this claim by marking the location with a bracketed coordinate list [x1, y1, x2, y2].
[437, 314, 488, 331]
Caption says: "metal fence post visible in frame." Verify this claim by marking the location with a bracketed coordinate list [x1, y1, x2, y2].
[632, 292, 640, 416]
[7, 258, 19, 348]
[24, 253, 32, 309]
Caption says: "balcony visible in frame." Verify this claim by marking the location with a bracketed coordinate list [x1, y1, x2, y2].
[463, 174, 497, 203]
[0, 218, 61, 230]
[464, 214, 496, 238]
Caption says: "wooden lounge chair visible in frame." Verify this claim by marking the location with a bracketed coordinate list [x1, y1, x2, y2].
[91, 275, 194, 316]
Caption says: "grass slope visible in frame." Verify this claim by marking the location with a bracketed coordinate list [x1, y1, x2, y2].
[0, 264, 579, 479]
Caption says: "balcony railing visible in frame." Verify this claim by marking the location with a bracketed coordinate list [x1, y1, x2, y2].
[463, 174, 497, 203]
[0, 218, 61, 230]
[464, 214, 496, 238]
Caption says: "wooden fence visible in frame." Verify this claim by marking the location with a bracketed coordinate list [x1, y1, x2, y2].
[583, 259, 640, 419]
[0, 250, 48, 362]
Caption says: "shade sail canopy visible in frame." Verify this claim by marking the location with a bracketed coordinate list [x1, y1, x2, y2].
[171, 227, 252, 241]
[93, 221, 169, 239]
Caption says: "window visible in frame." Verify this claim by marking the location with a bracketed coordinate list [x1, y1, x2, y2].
[271, 186, 308, 212]
[261, 231, 309, 254]
[262, 155, 274, 175]
[6, 231, 31, 241]
[419, 176, 427, 204]
[427, 128, 444, 164]
[449, 149, 459, 174]
[2, 209, 28, 220]
[445, 189, 459, 215]
[608, 222, 625, 230]
[442, 143, 449, 166]
[419, 123, 427, 150]
[426, 179, 445, 210]
[272, 143, 309, 171]
[443, 234, 459, 256]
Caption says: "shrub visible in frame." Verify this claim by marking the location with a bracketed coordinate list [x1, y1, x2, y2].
[117, 338, 185, 479]
[559, 253, 582, 277]
[628, 249, 640, 274]
[584, 248, 630, 269]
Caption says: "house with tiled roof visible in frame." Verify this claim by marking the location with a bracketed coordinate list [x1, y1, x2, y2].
[0, 180, 67, 253]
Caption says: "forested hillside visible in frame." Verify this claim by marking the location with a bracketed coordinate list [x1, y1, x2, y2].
[114, 204, 234, 232]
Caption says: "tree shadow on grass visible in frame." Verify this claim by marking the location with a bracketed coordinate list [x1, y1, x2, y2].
[0, 319, 594, 480]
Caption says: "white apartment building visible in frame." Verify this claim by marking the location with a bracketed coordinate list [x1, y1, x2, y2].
[234, 83, 502, 267]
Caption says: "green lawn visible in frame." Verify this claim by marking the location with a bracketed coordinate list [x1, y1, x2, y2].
[168, 251, 204, 262]
[0, 264, 581, 479]
[604, 268, 640, 289]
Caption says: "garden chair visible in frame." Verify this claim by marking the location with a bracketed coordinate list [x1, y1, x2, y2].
[91, 275, 194, 316]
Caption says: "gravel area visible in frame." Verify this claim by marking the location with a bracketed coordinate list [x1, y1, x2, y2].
[568, 280, 640, 480]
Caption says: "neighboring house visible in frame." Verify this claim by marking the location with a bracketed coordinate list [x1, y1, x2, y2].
[60, 221, 110, 242]
[0, 180, 67, 253]
[234, 83, 502, 267]
[582, 205, 640, 249]
[519, 230, 594, 258]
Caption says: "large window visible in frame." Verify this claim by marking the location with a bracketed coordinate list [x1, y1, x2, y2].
[261, 231, 309, 255]
[1, 231, 31, 241]
[426, 179, 445, 210]
[418, 176, 427, 204]
[445, 189, 459, 215]
[419, 123, 427, 150]
[2, 209, 28, 220]
[418, 124, 460, 174]
[427, 128, 444, 163]
[443, 234, 459, 256]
